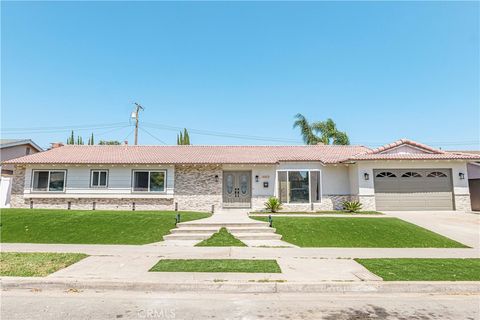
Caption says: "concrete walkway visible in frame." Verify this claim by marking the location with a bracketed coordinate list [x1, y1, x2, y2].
[2, 243, 479, 258]
[162, 209, 296, 247]
[45, 254, 380, 283]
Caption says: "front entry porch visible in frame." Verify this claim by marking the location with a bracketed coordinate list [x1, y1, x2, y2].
[222, 171, 252, 208]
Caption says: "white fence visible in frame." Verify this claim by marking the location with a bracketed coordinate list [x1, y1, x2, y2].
[0, 176, 12, 208]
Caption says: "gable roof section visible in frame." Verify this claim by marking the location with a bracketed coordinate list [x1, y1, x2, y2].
[3, 145, 369, 165]
[0, 139, 43, 152]
[349, 139, 480, 161]
[367, 139, 442, 154]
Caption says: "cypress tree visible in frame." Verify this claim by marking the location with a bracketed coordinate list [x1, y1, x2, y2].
[184, 128, 190, 145]
[68, 131, 75, 144]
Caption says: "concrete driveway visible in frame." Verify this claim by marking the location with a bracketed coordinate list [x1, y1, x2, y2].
[383, 211, 480, 248]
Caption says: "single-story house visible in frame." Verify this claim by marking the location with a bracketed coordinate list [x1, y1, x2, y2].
[4, 139, 479, 212]
[0, 139, 43, 176]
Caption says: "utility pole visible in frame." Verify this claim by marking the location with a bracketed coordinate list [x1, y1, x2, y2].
[132, 102, 144, 145]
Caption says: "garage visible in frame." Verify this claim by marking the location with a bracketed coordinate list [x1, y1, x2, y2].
[374, 169, 453, 211]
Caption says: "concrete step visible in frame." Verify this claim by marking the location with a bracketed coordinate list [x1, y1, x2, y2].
[226, 227, 276, 234]
[163, 233, 213, 241]
[231, 233, 282, 240]
[177, 222, 269, 228]
[170, 228, 220, 234]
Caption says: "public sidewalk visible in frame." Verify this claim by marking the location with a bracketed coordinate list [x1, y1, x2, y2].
[2, 243, 479, 258]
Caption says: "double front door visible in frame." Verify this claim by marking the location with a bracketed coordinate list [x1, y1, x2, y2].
[223, 171, 251, 208]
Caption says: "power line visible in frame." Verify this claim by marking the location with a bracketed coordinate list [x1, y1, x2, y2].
[96, 125, 132, 137]
[139, 127, 167, 145]
[142, 122, 300, 144]
[1, 122, 128, 133]
[122, 128, 135, 143]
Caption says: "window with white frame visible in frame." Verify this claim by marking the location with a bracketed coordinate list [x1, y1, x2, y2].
[133, 170, 165, 192]
[32, 170, 66, 192]
[277, 170, 321, 204]
[91, 170, 108, 188]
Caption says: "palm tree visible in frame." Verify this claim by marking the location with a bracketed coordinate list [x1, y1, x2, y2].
[294, 114, 350, 145]
[293, 114, 319, 145]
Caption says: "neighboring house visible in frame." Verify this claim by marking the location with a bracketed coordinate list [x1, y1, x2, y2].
[0, 139, 43, 208]
[0, 139, 43, 175]
[3, 139, 479, 212]
[450, 151, 480, 212]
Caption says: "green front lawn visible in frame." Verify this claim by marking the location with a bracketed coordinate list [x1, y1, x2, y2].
[0, 252, 88, 277]
[0, 209, 210, 245]
[252, 217, 467, 248]
[195, 228, 246, 247]
[356, 258, 480, 281]
[150, 259, 281, 273]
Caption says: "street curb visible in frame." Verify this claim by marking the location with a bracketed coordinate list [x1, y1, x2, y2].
[2, 278, 480, 294]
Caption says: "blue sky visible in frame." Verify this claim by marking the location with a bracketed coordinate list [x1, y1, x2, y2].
[1, 1, 479, 150]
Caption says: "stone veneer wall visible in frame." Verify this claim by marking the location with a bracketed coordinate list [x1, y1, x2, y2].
[10, 165, 26, 208]
[252, 195, 352, 212]
[174, 165, 222, 212]
[355, 195, 376, 211]
[454, 195, 472, 212]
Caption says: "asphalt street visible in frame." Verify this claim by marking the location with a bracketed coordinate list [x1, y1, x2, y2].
[1, 289, 479, 320]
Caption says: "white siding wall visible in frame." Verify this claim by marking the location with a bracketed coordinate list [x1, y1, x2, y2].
[24, 165, 175, 197]
[321, 165, 351, 195]
[348, 164, 359, 196]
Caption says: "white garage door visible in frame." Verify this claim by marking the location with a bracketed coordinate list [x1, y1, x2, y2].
[374, 169, 453, 211]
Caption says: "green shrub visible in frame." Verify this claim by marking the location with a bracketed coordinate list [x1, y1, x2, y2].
[265, 197, 283, 213]
[342, 201, 362, 213]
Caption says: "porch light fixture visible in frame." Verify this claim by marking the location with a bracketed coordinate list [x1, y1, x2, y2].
[459, 172, 465, 180]
[255, 175, 259, 182]
[214, 174, 219, 183]
[364, 173, 370, 181]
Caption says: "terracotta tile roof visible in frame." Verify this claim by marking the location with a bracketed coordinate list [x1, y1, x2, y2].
[349, 139, 480, 161]
[366, 139, 442, 154]
[5, 139, 478, 165]
[3, 145, 370, 165]
[348, 153, 480, 161]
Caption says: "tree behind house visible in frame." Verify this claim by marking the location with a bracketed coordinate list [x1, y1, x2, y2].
[98, 140, 121, 145]
[177, 128, 191, 145]
[293, 113, 350, 145]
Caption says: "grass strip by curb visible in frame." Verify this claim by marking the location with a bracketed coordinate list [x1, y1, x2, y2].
[0, 252, 88, 277]
[355, 258, 480, 281]
[195, 228, 246, 247]
[149, 259, 281, 273]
